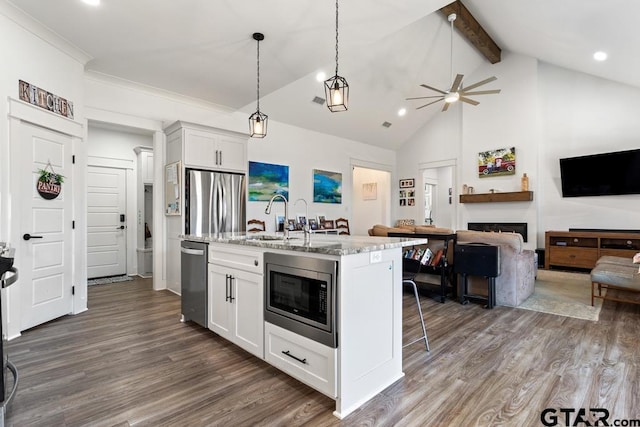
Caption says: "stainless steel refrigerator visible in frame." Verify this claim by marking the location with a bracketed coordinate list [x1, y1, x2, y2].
[185, 168, 246, 235]
[181, 168, 245, 328]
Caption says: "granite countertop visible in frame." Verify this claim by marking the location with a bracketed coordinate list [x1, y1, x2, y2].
[180, 232, 428, 256]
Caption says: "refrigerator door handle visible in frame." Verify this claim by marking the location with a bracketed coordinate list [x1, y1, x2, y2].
[219, 177, 227, 232]
[216, 176, 226, 233]
[209, 174, 216, 234]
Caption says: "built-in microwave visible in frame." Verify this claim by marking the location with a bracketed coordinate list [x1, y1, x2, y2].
[264, 252, 338, 348]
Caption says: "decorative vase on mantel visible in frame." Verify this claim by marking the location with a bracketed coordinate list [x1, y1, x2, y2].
[521, 173, 529, 192]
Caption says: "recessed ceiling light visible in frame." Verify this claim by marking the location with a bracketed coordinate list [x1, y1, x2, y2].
[593, 51, 607, 61]
[82, 0, 100, 5]
[397, 108, 407, 117]
[316, 72, 327, 82]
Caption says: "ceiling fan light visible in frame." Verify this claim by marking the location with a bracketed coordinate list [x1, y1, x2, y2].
[444, 92, 460, 103]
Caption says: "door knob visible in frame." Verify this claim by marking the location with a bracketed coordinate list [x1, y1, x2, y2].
[23, 233, 43, 241]
[116, 226, 125, 230]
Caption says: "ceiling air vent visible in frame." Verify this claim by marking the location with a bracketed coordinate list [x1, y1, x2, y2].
[312, 96, 325, 105]
[382, 121, 392, 128]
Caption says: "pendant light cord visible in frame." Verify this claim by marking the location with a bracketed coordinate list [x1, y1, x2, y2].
[256, 37, 261, 112]
[334, 0, 339, 76]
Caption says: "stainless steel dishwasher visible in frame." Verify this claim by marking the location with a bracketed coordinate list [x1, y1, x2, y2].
[180, 240, 208, 328]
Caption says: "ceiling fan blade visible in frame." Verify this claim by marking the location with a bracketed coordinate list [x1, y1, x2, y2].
[449, 74, 464, 92]
[420, 84, 447, 95]
[462, 76, 497, 91]
[416, 99, 444, 110]
[459, 96, 479, 106]
[442, 102, 451, 112]
[406, 95, 445, 100]
[461, 89, 501, 96]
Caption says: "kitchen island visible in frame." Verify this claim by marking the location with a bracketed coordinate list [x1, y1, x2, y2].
[180, 232, 427, 418]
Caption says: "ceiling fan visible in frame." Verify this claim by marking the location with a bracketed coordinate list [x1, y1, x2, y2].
[407, 13, 501, 112]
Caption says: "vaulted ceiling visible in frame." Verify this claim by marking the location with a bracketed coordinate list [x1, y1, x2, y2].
[6, 0, 640, 149]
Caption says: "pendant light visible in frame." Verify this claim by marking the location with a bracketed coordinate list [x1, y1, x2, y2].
[324, 0, 349, 112]
[249, 32, 268, 138]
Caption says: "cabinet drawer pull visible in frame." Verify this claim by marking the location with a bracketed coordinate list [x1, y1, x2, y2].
[282, 350, 307, 364]
[225, 274, 231, 301]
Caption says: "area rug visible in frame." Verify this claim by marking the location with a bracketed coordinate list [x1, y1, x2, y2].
[516, 269, 604, 321]
[88, 275, 134, 286]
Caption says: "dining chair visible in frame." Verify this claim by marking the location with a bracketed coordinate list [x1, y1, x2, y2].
[335, 217, 350, 235]
[247, 219, 266, 232]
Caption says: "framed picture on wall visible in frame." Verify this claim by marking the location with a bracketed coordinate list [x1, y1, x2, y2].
[323, 220, 335, 229]
[399, 178, 415, 188]
[313, 169, 342, 204]
[478, 146, 516, 178]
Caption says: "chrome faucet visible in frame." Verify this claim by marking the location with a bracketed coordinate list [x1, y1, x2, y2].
[265, 194, 289, 239]
[294, 198, 310, 241]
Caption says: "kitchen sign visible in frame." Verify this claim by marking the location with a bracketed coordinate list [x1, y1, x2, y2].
[19, 80, 74, 119]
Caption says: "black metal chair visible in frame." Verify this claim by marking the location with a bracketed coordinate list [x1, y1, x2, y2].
[402, 258, 430, 352]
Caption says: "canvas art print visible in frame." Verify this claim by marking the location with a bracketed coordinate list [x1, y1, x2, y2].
[478, 147, 516, 178]
[248, 161, 289, 201]
[313, 169, 342, 204]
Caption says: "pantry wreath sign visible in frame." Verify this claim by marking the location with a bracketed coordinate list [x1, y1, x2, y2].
[36, 161, 64, 200]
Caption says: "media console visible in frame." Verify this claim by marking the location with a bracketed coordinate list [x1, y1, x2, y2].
[545, 230, 640, 271]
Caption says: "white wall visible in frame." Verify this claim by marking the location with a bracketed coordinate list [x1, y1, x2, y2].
[396, 106, 462, 227]
[352, 167, 391, 236]
[398, 51, 640, 250]
[459, 53, 539, 249]
[537, 62, 640, 241]
[245, 122, 396, 233]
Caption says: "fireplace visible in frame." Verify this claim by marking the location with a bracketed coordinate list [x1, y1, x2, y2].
[467, 222, 528, 242]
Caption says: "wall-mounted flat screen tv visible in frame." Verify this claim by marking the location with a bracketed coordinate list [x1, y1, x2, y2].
[560, 149, 640, 197]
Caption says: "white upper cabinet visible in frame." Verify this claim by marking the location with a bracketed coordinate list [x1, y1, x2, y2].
[165, 121, 248, 173]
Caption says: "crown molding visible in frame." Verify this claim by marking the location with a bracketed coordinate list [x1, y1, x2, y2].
[1, 0, 92, 64]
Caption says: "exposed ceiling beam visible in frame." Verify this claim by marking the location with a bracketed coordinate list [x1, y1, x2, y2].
[440, 1, 501, 64]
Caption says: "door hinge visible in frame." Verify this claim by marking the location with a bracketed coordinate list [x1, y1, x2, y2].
[72, 155, 75, 164]
[72, 220, 75, 229]
[72, 286, 75, 295]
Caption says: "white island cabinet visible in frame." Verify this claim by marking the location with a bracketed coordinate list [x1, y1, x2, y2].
[208, 244, 264, 358]
[183, 233, 427, 419]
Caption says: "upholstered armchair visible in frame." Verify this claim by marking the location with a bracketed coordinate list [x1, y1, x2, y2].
[456, 230, 535, 307]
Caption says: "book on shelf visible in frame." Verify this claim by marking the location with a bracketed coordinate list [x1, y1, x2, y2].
[420, 248, 433, 265]
[430, 249, 443, 267]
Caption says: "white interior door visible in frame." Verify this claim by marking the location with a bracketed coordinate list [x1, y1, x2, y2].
[16, 122, 74, 331]
[87, 166, 127, 278]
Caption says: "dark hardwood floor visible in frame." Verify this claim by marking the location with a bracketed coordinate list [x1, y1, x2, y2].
[5, 277, 640, 426]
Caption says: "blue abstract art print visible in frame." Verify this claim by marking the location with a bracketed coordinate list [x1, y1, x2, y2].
[313, 169, 342, 204]
[248, 161, 289, 201]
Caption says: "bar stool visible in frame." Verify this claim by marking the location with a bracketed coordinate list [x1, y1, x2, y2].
[402, 258, 430, 352]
